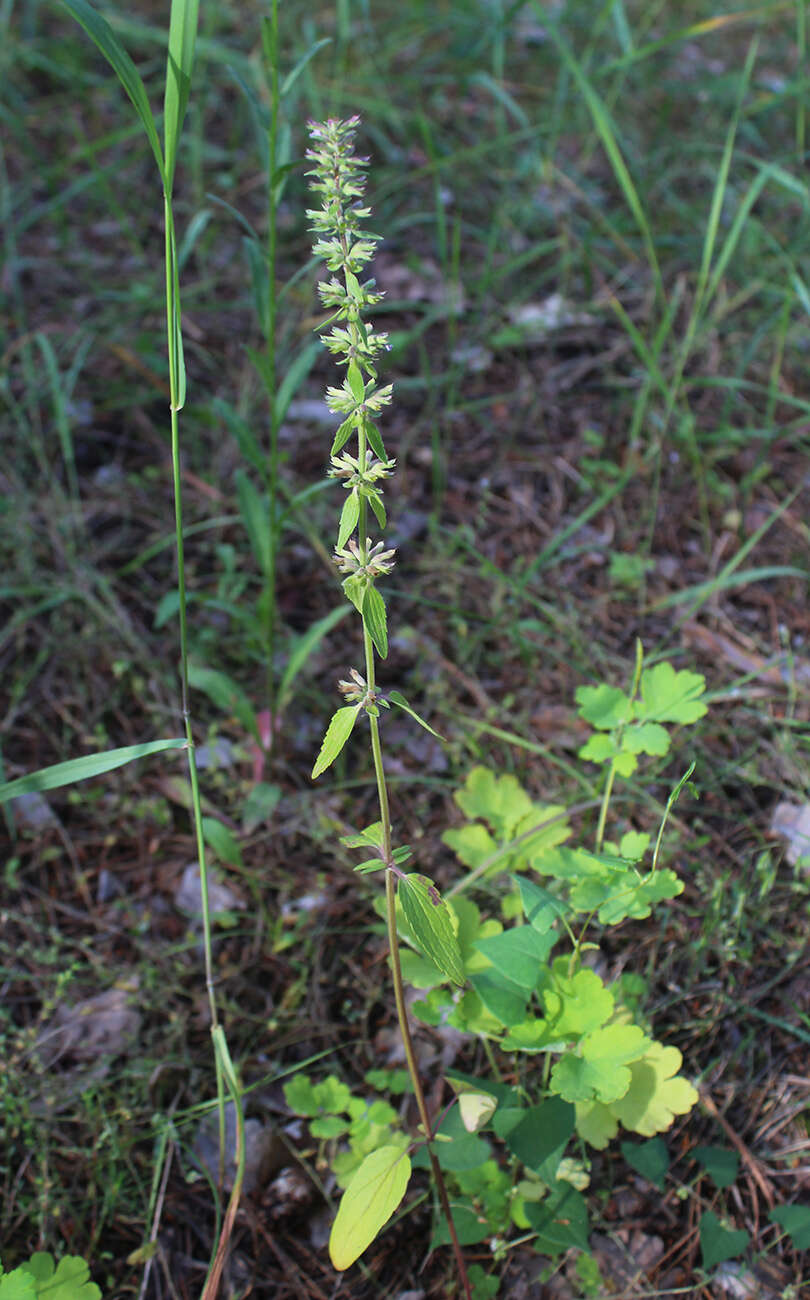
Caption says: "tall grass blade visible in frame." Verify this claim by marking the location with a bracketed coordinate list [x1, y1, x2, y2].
[0, 739, 187, 802]
[59, 0, 164, 180]
[540, 8, 662, 300]
[164, 0, 200, 192]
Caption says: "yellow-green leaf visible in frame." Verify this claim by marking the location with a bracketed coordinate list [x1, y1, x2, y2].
[399, 874, 465, 986]
[312, 705, 361, 779]
[329, 1145, 411, 1271]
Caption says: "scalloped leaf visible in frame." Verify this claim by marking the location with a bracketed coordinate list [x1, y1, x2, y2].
[608, 1042, 698, 1136]
[398, 874, 464, 986]
[442, 821, 497, 871]
[575, 683, 632, 729]
[623, 721, 670, 756]
[637, 662, 707, 725]
[329, 1145, 412, 1270]
[550, 1024, 652, 1104]
[14, 1254, 101, 1300]
[454, 767, 534, 839]
[542, 964, 614, 1038]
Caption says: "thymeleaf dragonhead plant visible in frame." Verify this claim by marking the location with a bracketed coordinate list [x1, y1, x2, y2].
[306, 119, 471, 1292]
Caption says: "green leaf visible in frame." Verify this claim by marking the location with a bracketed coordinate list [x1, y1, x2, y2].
[514, 875, 569, 933]
[637, 662, 707, 724]
[398, 874, 465, 986]
[770, 1203, 810, 1250]
[576, 683, 631, 729]
[442, 822, 497, 871]
[201, 817, 243, 868]
[454, 766, 534, 839]
[16, 1253, 101, 1300]
[694, 1145, 739, 1189]
[388, 691, 445, 740]
[59, 0, 165, 179]
[274, 340, 320, 426]
[551, 1025, 652, 1104]
[365, 420, 388, 463]
[468, 972, 528, 1027]
[338, 489, 360, 549]
[188, 663, 258, 739]
[347, 359, 365, 402]
[331, 415, 356, 456]
[574, 1099, 618, 1149]
[542, 963, 614, 1038]
[524, 1182, 589, 1254]
[474, 924, 557, 991]
[620, 1137, 670, 1189]
[312, 705, 362, 779]
[699, 1210, 749, 1269]
[0, 1267, 36, 1300]
[283, 1073, 320, 1116]
[236, 468, 272, 576]
[609, 1042, 698, 1136]
[361, 584, 388, 658]
[366, 487, 386, 530]
[500, 1097, 574, 1173]
[0, 739, 186, 803]
[329, 1145, 411, 1270]
[277, 604, 351, 713]
[164, 0, 200, 192]
[622, 721, 670, 756]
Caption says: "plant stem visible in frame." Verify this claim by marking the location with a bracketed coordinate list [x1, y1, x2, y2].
[263, 0, 280, 729]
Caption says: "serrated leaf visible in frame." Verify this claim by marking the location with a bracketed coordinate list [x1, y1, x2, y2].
[637, 662, 707, 725]
[388, 691, 444, 739]
[361, 584, 388, 658]
[699, 1211, 749, 1269]
[621, 1137, 670, 1189]
[398, 874, 464, 986]
[770, 1203, 810, 1250]
[338, 489, 360, 549]
[365, 420, 388, 463]
[347, 359, 365, 402]
[609, 1042, 698, 1136]
[576, 683, 632, 729]
[331, 415, 356, 456]
[341, 822, 383, 849]
[366, 487, 386, 529]
[694, 1145, 739, 1189]
[312, 705, 361, 779]
[474, 924, 557, 990]
[329, 1145, 411, 1270]
[551, 1025, 652, 1104]
[342, 574, 365, 612]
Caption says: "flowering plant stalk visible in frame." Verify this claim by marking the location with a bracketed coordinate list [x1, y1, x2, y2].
[306, 118, 471, 1295]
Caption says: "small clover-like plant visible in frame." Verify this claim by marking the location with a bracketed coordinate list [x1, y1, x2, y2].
[0, 1254, 101, 1300]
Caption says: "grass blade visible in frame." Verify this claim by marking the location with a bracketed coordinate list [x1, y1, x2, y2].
[0, 739, 187, 802]
[59, 0, 164, 180]
[164, 0, 200, 192]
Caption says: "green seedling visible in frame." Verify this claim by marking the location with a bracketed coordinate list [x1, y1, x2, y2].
[0, 1253, 100, 1300]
